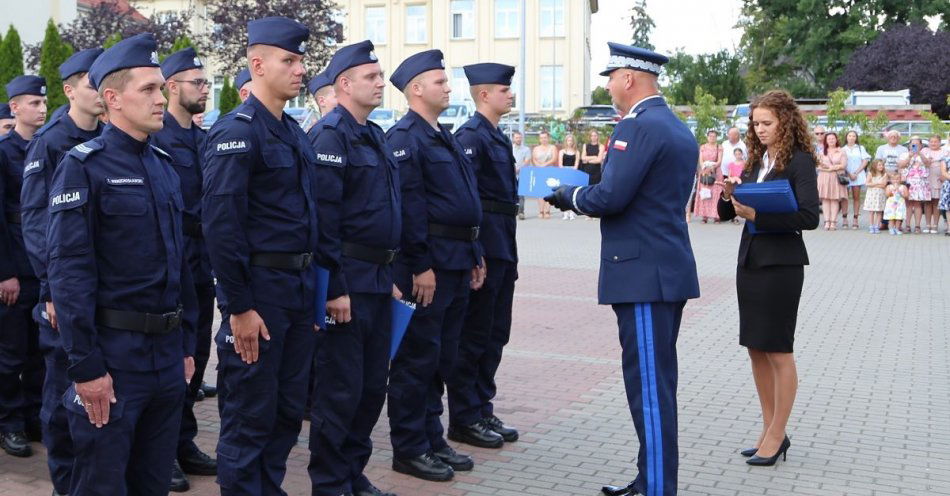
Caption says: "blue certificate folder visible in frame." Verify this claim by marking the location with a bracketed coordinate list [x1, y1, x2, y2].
[518, 166, 589, 198]
[732, 179, 798, 234]
[390, 299, 416, 359]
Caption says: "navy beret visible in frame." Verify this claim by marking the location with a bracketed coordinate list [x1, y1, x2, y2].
[307, 72, 332, 95]
[600, 42, 669, 76]
[235, 69, 252, 90]
[59, 48, 104, 80]
[88, 33, 160, 90]
[390, 50, 445, 91]
[0, 103, 12, 120]
[161, 47, 203, 79]
[324, 40, 378, 84]
[463, 63, 514, 86]
[5, 75, 47, 99]
[247, 17, 310, 55]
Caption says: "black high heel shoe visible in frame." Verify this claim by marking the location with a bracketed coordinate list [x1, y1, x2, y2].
[739, 434, 789, 457]
[746, 436, 791, 466]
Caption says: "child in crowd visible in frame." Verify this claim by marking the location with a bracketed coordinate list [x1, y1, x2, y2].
[883, 172, 908, 235]
[863, 160, 887, 234]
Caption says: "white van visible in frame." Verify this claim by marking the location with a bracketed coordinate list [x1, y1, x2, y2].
[438, 101, 476, 132]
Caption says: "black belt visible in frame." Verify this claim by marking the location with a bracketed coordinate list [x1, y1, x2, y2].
[183, 219, 202, 238]
[96, 306, 182, 335]
[342, 242, 397, 265]
[5, 212, 21, 224]
[481, 199, 519, 216]
[249, 252, 314, 271]
[428, 223, 480, 241]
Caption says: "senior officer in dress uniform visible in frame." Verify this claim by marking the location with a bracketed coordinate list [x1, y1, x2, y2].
[153, 47, 218, 491]
[0, 104, 14, 134]
[545, 43, 700, 496]
[446, 63, 520, 448]
[45, 33, 199, 495]
[0, 74, 48, 458]
[307, 72, 338, 119]
[307, 40, 402, 496]
[20, 47, 104, 495]
[385, 50, 486, 483]
[201, 17, 319, 496]
[235, 69, 253, 103]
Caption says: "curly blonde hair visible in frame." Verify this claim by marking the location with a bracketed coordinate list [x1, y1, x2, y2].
[744, 90, 814, 173]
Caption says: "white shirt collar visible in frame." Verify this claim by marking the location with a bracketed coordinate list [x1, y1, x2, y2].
[625, 94, 664, 118]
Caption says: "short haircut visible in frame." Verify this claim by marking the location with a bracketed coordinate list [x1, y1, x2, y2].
[98, 68, 133, 97]
[65, 72, 87, 88]
[469, 84, 487, 102]
[512, 131, 522, 137]
[539, 130, 550, 136]
[315, 85, 334, 99]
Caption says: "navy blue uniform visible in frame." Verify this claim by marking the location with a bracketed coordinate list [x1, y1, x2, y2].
[386, 109, 482, 458]
[447, 111, 519, 427]
[569, 96, 700, 496]
[0, 129, 44, 438]
[308, 104, 401, 496]
[152, 111, 215, 456]
[202, 94, 319, 495]
[46, 123, 198, 495]
[21, 113, 102, 493]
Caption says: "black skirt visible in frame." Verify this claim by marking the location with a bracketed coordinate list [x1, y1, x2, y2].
[736, 265, 804, 353]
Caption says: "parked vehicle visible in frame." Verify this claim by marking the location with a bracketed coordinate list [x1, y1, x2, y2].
[369, 108, 398, 132]
[573, 105, 621, 127]
[438, 101, 476, 132]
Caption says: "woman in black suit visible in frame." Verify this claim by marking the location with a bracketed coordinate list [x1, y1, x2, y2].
[718, 90, 820, 466]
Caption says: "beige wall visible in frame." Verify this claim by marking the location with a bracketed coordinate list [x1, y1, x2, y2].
[335, 0, 594, 118]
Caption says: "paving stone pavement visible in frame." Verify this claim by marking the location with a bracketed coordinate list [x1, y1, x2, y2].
[2, 206, 948, 496]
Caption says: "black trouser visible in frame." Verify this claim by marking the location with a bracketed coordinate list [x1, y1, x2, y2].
[178, 281, 215, 454]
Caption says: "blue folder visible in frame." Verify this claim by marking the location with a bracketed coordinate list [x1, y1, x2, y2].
[518, 166, 589, 198]
[313, 266, 329, 327]
[390, 299, 416, 359]
[732, 179, 798, 234]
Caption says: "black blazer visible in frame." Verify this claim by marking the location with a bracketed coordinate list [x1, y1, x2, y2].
[718, 149, 820, 268]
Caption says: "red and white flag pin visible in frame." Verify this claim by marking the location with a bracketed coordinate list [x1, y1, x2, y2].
[613, 139, 628, 151]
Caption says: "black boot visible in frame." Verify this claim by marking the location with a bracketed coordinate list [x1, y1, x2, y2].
[0, 431, 32, 457]
[447, 420, 504, 448]
[200, 382, 217, 398]
[353, 483, 397, 496]
[433, 446, 473, 471]
[169, 460, 190, 492]
[483, 415, 519, 442]
[392, 452, 454, 481]
[179, 444, 217, 475]
[601, 481, 637, 496]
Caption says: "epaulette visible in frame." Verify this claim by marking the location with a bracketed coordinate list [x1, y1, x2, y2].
[150, 145, 172, 160]
[67, 139, 103, 162]
[234, 104, 255, 122]
[392, 117, 413, 132]
[320, 112, 342, 129]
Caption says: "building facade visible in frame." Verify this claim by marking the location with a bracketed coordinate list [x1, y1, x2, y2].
[334, 0, 598, 118]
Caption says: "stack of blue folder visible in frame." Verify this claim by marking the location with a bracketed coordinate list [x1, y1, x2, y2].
[732, 179, 799, 234]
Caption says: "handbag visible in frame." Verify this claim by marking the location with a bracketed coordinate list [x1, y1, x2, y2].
[699, 174, 716, 186]
[837, 172, 850, 185]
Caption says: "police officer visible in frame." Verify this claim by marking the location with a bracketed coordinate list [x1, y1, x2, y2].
[20, 47, 104, 495]
[544, 43, 700, 496]
[307, 71, 337, 119]
[235, 69, 252, 103]
[385, 50, 485, 482]
[201, 17, 319, 495]
[0, 74, 48, 458]
[153, 46, 218, 491]
[307, 40, 401, 496]
[45, 33, 199, 495]
[0, 104, 14, 134]
[447, 63, 521, 447]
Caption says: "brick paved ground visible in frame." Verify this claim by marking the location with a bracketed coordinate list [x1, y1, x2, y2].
[2, 205, 949, 495]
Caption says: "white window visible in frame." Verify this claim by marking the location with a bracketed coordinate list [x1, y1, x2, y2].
[450, 0, 475, 39]
[365, 6, 387, 44]
[494, 0, 520, 38]
[450, 67, 470, 102]
[539, 0, 565, 37]
[406, 5, 427, 44]
[539, 65, 564, 110]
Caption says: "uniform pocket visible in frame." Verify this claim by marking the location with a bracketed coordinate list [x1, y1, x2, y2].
[215, 441, 241, 488]
[100, 193, 147, 216]
[262, 143, 294, 169]
[601, 239, 640, 262]
[61, 383, 125, 422]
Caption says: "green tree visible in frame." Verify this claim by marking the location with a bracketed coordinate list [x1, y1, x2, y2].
[823, 88, 850, 132]
[629, 0, 655, 50]
[664, 50, 747, 105]
[688, 86, 727, 143]
[0, 26, 26, 101]
[102, 32, 123, 49]
[739, 0, 950, 95]
[218, 78, 239, 114]
[38, 20, 74, 112]
[591, 86, 611, 105]
[161, 35, 196, 61]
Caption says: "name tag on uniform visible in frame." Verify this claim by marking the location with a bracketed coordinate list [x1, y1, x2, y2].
[106, 177, 145, 186]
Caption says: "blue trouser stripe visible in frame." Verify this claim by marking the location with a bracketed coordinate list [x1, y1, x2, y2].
[634, 304, 657, 496]
[643, 303, 664, 496]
